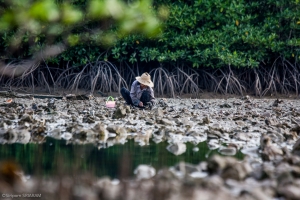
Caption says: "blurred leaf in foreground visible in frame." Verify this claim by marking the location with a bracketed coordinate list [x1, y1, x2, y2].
[0, 0, 164, 76]
[0, 0, 162, 46]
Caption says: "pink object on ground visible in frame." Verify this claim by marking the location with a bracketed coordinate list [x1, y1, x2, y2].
[106, 96, 116, 108]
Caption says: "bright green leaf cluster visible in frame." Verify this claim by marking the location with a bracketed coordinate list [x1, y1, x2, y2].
[111, 0, 300, 69]
[0, 0, 162, 61]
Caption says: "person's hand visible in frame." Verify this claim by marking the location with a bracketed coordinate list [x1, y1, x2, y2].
[139, 101, 143, 107]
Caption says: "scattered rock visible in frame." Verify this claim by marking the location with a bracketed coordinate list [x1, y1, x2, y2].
[134, 165, 156, 180]
[93, 123, 109, 139]
[260, 134, 284, 161]
[107, 125, 127, 135]
[207, 155, 252, 181]
[166, 143, 186, 155]
[19, 114, 34, 124]
[0, 96, 300, 200]
[112, 106, 127, 119]
[157, 118, 173, 126]
[154, 108, 164, 117]
[235, 132, 249, 141]
[292, 138, 300, 156]
[218, 144, 238, 156]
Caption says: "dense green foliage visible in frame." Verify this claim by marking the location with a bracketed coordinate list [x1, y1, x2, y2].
[0, 0, 161, 64]
[112, 0, 300, 68]
[0, 0, 299, 68]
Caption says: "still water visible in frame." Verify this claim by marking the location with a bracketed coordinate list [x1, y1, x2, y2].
[0, 137, 244, 178]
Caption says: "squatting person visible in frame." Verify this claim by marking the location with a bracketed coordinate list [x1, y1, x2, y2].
[120, 72, 155, 109]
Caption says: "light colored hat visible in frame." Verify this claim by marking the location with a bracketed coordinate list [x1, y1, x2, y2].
[136, 72, 154, 87]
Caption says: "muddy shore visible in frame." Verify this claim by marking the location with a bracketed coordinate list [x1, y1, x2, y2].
[0, 95, 300, 199]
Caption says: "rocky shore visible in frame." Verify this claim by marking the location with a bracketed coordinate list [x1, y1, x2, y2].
[1, 95, 300, 199]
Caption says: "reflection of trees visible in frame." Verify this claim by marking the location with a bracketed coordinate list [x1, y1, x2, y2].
[0, 138, 244, 178]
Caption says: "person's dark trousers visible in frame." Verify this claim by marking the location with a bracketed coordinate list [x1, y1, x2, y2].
[140, 91, 152, 106]
[120, 87, 133, 105]
[120, 87, 152, 107]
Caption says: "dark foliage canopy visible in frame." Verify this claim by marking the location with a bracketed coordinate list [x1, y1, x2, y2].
[0, 0, 299, 69]
[112, 0, 300, 68]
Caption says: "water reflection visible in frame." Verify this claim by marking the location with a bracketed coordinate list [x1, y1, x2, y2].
[0, 137, 244, 178]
